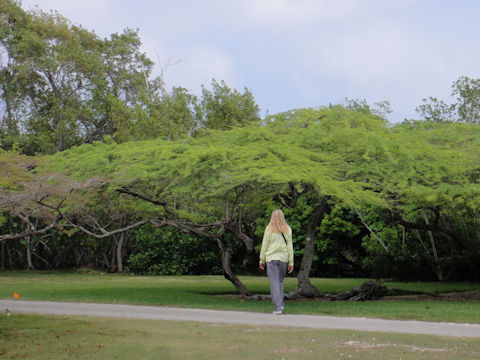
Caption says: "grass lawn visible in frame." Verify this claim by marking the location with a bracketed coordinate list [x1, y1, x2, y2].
[1, 314, 480, 360]
[1, 271, 480, 323]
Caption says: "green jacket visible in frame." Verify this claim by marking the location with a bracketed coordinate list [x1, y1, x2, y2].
[259, 226, 294, 266]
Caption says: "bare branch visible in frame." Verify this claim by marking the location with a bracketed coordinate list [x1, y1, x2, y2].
[355, 209, 388, 252]
[63, 218, 154, 239]
[0, 217, 59, 242]
[116, 187, 227, 236]
[36, 192, 226, 240]
[116, 187, 172, 213]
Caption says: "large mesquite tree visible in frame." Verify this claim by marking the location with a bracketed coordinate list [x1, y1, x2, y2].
[2, 105, 480, 293]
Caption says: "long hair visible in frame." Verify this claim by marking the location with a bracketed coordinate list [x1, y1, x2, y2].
[267, 209, 290, 234]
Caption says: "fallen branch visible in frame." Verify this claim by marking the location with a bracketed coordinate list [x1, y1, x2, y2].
[247, 281, 389, 302]
[325, 280, 388, 301]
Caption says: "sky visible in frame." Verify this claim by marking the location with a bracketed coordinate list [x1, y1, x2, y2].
[19, 0, 480, 122]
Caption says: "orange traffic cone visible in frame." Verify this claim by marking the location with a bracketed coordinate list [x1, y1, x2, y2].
[13, 291, 20, 299]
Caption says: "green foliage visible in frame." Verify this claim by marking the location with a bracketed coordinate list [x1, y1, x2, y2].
[0, 2, 264, 154]
[315, 205, 365, 276]
[0, 151, 36, 190]
[199, 79, 261, 131]
[357, 208, 425, 280]
[417, 76, 480, 124]
[343, 98, 392, 121]
[0, 1, 112, 153]
[126, 225, 222, 275]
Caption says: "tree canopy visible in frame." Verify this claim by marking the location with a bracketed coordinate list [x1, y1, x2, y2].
[3, 104, 479, 287]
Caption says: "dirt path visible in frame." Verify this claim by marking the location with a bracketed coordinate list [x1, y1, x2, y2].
[3, 299, 480, 338]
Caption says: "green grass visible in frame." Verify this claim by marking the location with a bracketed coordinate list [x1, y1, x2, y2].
[1, 314, 480, 360]
[1, 271, 480, 323]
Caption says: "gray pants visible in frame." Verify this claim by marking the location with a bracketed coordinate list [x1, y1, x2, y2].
[267, 260, 288, 311]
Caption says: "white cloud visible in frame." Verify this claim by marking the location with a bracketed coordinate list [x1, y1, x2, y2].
[241, 0, 358, 27]
[282, 4, 480, 120]
[161, 46, 238, 93]
[21, 0, 117, 36]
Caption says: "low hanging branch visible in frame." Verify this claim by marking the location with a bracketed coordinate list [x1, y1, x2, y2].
[0, 215, 60, 241]
[35, 197, 226, 241]
[2, 184, 229, 244]
[393, 211, 457, 244]
[116, 187, 228, 238]
[0, 175, 110, 241]
[63, 218, 156, 239]
[355, 209, 388, 252]
[30, 197, 153, 238]
[0, 191, 63, 241]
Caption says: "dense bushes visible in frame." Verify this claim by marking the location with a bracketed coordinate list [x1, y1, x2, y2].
[125, 225, 222, 275]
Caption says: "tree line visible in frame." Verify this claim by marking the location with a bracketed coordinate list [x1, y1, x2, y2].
[0, 0, 260, 154]
[1, 1, 480, 297]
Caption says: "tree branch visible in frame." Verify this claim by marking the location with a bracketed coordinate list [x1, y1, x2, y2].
[0, 223, 59, 242]
[116, 187, 170, 211]
[0, 211, 61, 242]
[116, 187, 227, 236]
[227, 223, 253, 252]
[355, 209, 388, 252]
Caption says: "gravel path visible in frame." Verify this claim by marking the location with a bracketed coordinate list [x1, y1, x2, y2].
[3, 299, 480, 338]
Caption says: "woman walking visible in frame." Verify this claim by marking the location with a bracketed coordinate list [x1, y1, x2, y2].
[259, 209, 294, 315]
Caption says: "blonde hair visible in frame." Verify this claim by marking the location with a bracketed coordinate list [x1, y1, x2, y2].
[267, 209, 290, 234]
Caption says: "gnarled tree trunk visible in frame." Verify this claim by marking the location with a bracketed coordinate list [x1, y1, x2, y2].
[217, 236, 250, 297]
[288, 198, 328, 299]
[25, 236, 34, 270]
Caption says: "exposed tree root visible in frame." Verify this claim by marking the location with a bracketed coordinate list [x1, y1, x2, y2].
[324, 280, 387, 301]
